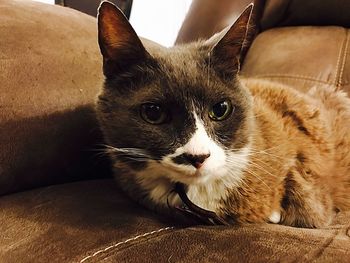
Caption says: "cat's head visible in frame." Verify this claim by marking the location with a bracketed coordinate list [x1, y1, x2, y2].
[97, 2, 257, 185]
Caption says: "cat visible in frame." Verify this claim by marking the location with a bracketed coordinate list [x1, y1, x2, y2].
[96, 1, 350, 228]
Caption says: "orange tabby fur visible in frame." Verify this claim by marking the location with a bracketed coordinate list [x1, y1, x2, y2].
[218, 78, 350, 227]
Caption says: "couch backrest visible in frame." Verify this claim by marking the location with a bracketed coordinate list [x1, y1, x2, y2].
[262, 0, 350, 30]
[175, 0, 350, 45]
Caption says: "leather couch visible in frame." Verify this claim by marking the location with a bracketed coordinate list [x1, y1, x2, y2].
[1, 0, 349, 262]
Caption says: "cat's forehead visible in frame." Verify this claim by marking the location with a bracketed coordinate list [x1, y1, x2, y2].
[152, 43, 210, 80]
[137, 44, 236, 99]
[106, 42, 246, 108]
[130, 69, 233, 108]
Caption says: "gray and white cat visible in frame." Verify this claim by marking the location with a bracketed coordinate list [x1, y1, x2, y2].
[96, 2, 350, 227]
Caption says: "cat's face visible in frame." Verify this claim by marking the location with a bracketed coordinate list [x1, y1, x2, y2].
[97, 2, 255, 185]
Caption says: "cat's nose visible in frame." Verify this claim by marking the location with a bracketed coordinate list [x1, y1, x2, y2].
[183, 153, 210, 169]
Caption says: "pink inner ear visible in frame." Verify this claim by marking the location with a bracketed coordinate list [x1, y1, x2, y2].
[211, 4, 254, 77]
[102, 19, 130, 55]
[214, 4, 254, 56]
[98, 2, 146, 60]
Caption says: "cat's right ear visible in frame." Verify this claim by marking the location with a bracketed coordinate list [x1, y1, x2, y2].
[98, 1, 149, 77]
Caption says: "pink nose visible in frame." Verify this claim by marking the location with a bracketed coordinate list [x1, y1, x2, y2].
[183, 153, 211, 169]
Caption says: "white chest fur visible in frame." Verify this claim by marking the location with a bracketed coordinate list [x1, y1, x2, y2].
[134, 145, 251, 212]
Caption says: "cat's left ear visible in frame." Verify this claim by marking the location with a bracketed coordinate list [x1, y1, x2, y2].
[98, 1, 150, 77]
[211, 4, 257, 79]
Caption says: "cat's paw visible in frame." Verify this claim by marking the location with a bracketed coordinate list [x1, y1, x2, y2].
[268, 211, 281, 224]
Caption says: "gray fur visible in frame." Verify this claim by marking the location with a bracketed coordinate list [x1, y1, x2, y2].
[96, 1, 254, 216]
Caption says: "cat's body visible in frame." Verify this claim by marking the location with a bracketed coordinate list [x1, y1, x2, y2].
[96, 2, 350, 228]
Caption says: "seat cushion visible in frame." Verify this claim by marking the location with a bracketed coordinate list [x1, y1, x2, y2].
[0, 0, 111, 195]
[1, 179, 349, 262]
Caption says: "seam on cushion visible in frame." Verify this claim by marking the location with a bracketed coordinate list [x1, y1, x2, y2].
[336, 30, 349, 90]
[241, 74, 333, 85]
[299, 228, 341, 263]
[79, 226, 174, 263]
[334, 28, 348, 89]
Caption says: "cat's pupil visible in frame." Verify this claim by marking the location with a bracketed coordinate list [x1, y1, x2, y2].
[144, 104, 161, 120]
[209, 100, 233, 121]
[213, 102, 228, 117]
[141, 103, 167, 124]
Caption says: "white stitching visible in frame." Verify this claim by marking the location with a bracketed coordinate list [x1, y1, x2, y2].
[334, 28, 348, 87]
[79, 226, 174, 262]
[336, 30, 349, 90]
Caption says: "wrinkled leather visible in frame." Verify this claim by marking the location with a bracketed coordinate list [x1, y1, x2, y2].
[262, 0, 350, 30]
[1, 180, 349, 262]
[242, 26, 350, 95]
[0, 0, 111, 195]
[176, 0, 350, 44]
[1, 0, 350, 262]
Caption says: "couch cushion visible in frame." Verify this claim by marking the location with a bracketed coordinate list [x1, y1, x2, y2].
[242, 26, 350, 94]
[0, 179, 349, 262]
[175, 0, 350, 45]
[0, 0, 111, 195]
[262, 0, 350, 30]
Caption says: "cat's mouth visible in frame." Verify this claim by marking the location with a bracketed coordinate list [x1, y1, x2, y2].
[160, 160, 223, 185]
[161, 161, 197, 174]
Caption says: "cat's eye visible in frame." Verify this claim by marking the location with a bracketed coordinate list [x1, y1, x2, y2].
[140, 103, 168, 124]
[209, 100, 234, 121]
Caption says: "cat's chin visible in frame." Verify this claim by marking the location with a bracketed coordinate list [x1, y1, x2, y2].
[166, 165, 229, 186]
[174, 172, 210, 185]
[180, 172, 221, 185]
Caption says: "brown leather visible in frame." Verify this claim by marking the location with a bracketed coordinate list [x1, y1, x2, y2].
[175, 0, 253, 44]
[176, 0, 350, 44]
[1, 0, 350, 262]
[1, 180, 349, 262]
[176, 0, 350, 95]
[242, 26, 350, 95]
[261, 0, 350, 30]
[0, 0, 111, 195]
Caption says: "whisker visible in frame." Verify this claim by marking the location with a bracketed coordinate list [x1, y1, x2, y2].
[207, 51, 211, 86]
[245, 112, 266, 120]
[244, 169, 272, 191]
[226, 147, 287, 167]
[248, 157, 281, 171]
[232, 175, 256, 195]
[94, 144, 161, 161]
[247, 161, 279, 179]
[249, 149, 287, 160]
[223, 155, 272, 191]
[86, 147, 117, 159]
[239, 180, 256, 195]
[224, 152, 280, 179]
